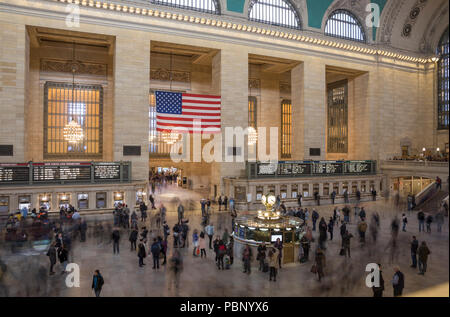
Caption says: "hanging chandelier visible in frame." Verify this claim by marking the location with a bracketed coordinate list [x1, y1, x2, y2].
[161, 131, 179, 145]
[248, 126, 258, 146]
[63, 42, 84, 145]
[63, 120, 84, 143]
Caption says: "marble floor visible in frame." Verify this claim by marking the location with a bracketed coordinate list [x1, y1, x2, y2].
[0, 186, 448, 297]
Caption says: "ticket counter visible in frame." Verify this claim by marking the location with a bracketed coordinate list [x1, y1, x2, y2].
[113, 192, 124, 207]
[39, 194, 51, 210]
[0, 196, 9, 213]
[77, 193, 89, 209]
[96, 192, 107, 209]
[18, 195, 31, 212]
[58, 193, 70, 209]
[136, 189, 146, 205]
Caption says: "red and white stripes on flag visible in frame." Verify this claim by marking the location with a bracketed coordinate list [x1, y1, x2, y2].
[155, 91, 221, 134]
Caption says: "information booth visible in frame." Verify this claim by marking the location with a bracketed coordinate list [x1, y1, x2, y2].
[18, 195, 31, 212]
[0, 196, 9, 213]
[96, 192, 107, 209]
[77, 193, 89, 209]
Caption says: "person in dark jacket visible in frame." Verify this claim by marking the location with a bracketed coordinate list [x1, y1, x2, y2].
[129, 228, 138, 251]
[327, 217, 334, 241]
[151, 238, 161, 269]
[138, 242, 146, 267]
[46, 242, 57, 275]
[274, 238, 283, 269]
[79, 219, 87, 242]
[315, 248, 326, 282]
[418, 241, 431, 275]
[257, 242, 267, 271]
[92, 270, 104, 297]
[318, 218, 328, 249]
[372, 264, 384, 297]
[112, 228, 120, 254]
[57, 245, 68, 274]
[392, 266, 404, 297]
[417, 211, 425, 232]
[410, 236, 419, 268]
[312, 210, 319, 231]
[331, 191, 336, 204]
[425, 215, 433, 233]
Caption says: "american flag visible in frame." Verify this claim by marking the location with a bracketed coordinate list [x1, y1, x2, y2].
[155, 91, 221, 134]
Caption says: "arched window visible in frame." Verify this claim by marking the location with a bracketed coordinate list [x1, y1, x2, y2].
[437, 28, 449, 130]
[150, 0, 220, 15]
[325, 10, 366, 42]
[248, 0, 301, 29]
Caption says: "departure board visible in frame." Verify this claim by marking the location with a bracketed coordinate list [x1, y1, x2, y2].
[251, 161, 376, 178]
[32, 163, 91, 182]
[0, 164, 29, 183]
[94, 163, 120, 180]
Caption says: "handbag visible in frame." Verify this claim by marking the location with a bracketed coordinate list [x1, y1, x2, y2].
[310, 264, 317, 274]
[196, 248, 200, 256]
[339, 248, 345, 256]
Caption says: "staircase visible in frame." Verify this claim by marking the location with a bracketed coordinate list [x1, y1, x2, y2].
[416, 188, 449, 215]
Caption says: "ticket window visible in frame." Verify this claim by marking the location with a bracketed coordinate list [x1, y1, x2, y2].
[39, 194, 51, 210]
[333, 183, 339, 195]
[0, 196, 9, 214]
[58, 194, 70, 209]
[18, 195, 31, 212]
[323, 184, 329, 196]
[114, 192, 124, 207]
[280, 185, 287, 199]
[96, 192, 107, 209]
[268, 186, 275, 196]
[361, 183, 367, 193]
[136, 189, 146, 205]
[256, 186, 263, 201]
[370, 181, 375, 192]
[291, 185, 298, 199]
[352, 182, 358, 194]
[313, 184, 319, 196]
[343, 182, 349, 193]
[77, 193, 89, 210]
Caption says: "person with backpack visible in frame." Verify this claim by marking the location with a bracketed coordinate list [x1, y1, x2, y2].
[129, 228, 138, 251]
[392, 266, 405, 297]
[217, 240, 226, 270]
[137, 242, 146, 267]
[92, 270, 104, 297]
[150, 238, 161, 269]
[257, 242, 267, 271]
[163, 221, 170, 241]
[268, 248, 278, 281]
[418, 241, 431, 275]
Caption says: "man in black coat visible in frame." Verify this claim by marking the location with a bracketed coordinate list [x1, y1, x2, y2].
[330, 191, 336, 204]
[112, 228, 120, 254]
[46, 242, 57, 275]
[372, 264, 385, 297]
[129, 228, 138, 251]
[410, 236, 419, 268]
[151, 238, 161, 269]
[79, 219, 87, 242]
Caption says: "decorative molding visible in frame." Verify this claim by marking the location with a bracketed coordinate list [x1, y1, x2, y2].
[248, 78, 260, 90]
[279, 81, 291, 95]
[40, 59, 107, 76]
[31, 0, 437, 64]
[380, 0, 407, 44]
[401, 0, 428, 38]
[419, 1, 449, 53]
[150, 68, 191, 83]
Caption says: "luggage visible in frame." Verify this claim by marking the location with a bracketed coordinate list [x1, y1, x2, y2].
[310, 264, 317, 274]
[339, 248, 345, 256]
[263, 262, 269, 273]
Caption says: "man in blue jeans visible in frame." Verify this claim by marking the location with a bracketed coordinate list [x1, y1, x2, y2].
[410, 236, 419, 268]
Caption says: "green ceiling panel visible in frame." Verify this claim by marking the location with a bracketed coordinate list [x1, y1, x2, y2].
[227, 0, 246, 13]
[306, 0, 334, 29]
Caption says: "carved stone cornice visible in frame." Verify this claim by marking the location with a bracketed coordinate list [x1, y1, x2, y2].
[248, 78, 260, 90]
[150, 68, 190, 83]
[40, 59, 107, 76]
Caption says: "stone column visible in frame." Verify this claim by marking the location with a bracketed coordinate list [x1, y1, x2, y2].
[308, 183, 313, 197]
[210, 48, 249, 197]
[287, 184, 292, 199]
[275, 184, 281, 197]
[89, 192, 96, 210]
[319, 183, 324, 196]
[292, 64, 304, 160]
[249, 185, 256, 203]
[338, 182, 343, 195]
[114, 32, 150, 182]
[301, 59, 326, 160]
[0, 23, 26, 163]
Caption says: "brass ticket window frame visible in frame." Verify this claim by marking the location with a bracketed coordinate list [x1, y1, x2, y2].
[327, 80, 348, 154]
